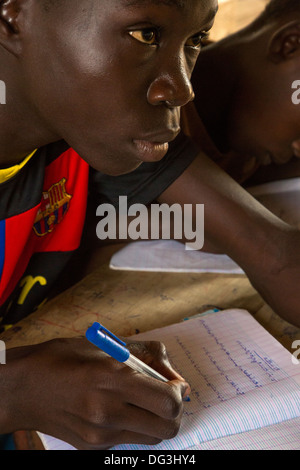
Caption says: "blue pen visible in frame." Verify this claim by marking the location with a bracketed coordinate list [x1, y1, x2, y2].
[86, 322, 168, 383]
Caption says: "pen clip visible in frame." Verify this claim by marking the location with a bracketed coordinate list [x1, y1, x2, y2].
[86, 322, 130, 363]
[98, 323, 127, 347]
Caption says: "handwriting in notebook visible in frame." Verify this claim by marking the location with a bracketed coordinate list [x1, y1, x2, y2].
[38, 309, 300, 451]
[111, 310, 299, 449]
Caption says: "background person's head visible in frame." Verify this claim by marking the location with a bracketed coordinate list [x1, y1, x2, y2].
[193, 0, 300, 165]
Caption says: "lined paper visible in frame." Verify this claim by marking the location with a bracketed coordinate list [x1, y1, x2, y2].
[39, 309, 300, 450]
[192, 418, 300, 450]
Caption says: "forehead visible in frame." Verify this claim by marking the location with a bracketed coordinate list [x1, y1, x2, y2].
[124, 0, 185, 5]
[121, 0, 218, 21]
[43, 0, 218, 30]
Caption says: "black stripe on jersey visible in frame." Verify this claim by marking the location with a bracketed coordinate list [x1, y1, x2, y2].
[0, 140, 70, 221]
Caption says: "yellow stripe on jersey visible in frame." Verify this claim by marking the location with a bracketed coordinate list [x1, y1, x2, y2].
[0, 149, 37, 184]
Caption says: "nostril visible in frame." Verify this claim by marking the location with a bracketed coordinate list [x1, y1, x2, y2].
[147, 77, 195, 108]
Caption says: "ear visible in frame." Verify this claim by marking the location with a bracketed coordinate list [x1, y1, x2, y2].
[0, 0, 23, 56]
[268, 21, 300, 64]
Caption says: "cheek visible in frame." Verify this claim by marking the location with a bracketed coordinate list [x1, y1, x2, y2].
[72, 61, 143, 125]
[229, 90, 287, 147]
[55, 64, 136, 135]
[227, 101, 264, 149]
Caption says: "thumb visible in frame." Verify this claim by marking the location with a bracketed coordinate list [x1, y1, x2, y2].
[169, 378, 191, 400]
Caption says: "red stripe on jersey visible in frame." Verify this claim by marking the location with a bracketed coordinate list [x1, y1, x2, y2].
[32, 148, 89, 252]
[0, 204, 40, 304]
[0, 148, 89, 306]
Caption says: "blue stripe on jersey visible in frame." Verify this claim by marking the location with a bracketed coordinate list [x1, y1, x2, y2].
[0, 220, 5, 279]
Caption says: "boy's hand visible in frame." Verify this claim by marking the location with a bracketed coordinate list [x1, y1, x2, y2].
[3, 338, 189, 450]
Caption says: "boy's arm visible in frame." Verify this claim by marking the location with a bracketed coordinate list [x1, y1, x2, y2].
[158, 151, 300, 327]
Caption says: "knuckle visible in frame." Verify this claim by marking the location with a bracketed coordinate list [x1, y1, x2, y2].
[78, 426, 116, 450]
[128, 340, 167, 361]
[80, 429, 106, 449]
[163, 420, 181, 440]
[161, 390, 183, 420]
[83, 397, 113, 428]
[151, 341, 168, 359]
[92, 406, 114, 428]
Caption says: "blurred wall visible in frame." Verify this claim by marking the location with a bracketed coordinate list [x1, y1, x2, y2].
[211, 0, 269, 40]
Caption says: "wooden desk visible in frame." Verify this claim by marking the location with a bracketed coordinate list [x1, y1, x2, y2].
[2, 263, 299, 353]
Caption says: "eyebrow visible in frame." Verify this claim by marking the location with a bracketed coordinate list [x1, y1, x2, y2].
[206, 5, 219, 24]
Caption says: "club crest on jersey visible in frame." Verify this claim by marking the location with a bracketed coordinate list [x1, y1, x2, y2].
[33, 178, 72, 237]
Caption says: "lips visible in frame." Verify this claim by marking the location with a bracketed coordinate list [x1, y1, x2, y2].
[133, 129, 180, 162]
[133, 140, 170, 162]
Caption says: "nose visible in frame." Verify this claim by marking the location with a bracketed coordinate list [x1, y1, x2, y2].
[147, 55, 195, 108]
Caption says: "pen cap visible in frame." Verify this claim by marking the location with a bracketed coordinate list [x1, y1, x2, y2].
[86, 322, 130, 363]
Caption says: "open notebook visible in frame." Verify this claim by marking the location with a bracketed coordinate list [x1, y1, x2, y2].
[38, 309, 300, 450]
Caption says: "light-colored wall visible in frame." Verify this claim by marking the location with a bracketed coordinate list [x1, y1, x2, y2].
[211, 0, 269, 40]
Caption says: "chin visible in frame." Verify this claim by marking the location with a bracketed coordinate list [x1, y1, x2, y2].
[92, 159, 143, 176]
[77, 145, 143, 176]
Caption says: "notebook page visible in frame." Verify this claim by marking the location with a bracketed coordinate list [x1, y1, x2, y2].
[112, 309, 300, 450]
[190, 417, 300, 450]
[39, 309, 300, 450]
[39, 417, 300, 451]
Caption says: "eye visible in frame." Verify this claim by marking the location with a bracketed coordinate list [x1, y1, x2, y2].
[186, 32, 209, 50]
[129, 28, 159, 46]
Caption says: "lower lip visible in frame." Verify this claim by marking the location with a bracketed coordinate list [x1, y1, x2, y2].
[133, 140, 169, 162]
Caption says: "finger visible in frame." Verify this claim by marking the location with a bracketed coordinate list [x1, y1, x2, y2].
[128, 340, 189, 384]
[75, 400, 182, 448]
[122, 371, 188, 419]
[46, 404, 165, 450]
[76, 429, 163, 450]
[58, 420, 163, 450]
[171, 378, 191, 398]
[119, 403, 183, 441]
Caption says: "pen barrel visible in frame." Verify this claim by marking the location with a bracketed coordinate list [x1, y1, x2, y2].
[125, 354, 168, 383]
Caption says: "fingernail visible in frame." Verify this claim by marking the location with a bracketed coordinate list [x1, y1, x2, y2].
[182, 382, 191, 402]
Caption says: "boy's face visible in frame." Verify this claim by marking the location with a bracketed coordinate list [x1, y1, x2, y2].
[225, 29, 300, 166]
[23, 0, 217, 175]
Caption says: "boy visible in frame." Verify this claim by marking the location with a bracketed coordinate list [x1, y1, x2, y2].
[0, 0, 215, 450]
[0, 0, 299, 450]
